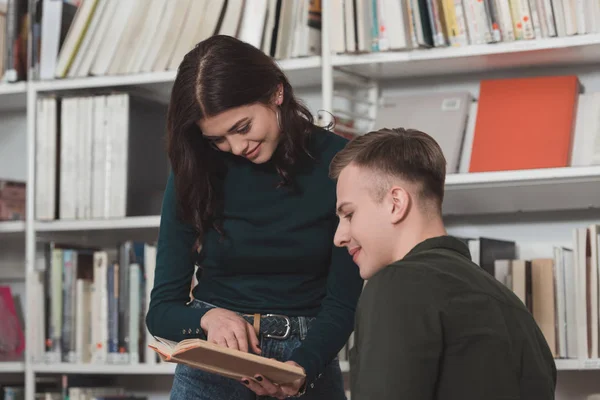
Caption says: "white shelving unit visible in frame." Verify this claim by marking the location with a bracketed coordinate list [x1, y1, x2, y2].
[0, 362, 25, 374]
[0, 221, 25, 234]
[0, 2, 599, 400]
[35, 215, 161, 232]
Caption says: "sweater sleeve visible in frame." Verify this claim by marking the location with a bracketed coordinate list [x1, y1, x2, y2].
[145, 172, 209, 342]
[288, 221, 364, 384]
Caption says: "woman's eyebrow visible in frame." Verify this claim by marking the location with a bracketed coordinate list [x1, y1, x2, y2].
[227, 117, 251, 133]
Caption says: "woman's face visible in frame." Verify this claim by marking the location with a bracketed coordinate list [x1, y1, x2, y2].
[197, 91, 283, 164]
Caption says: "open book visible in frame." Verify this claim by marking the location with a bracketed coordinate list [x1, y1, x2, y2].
[149, 337, 305, 384]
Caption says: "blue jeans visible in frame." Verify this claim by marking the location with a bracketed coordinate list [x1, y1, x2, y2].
[170, 300, 346, 400]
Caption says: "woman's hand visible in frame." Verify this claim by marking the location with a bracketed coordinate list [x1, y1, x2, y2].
[200, 308, 261, 354]
[241, 361, 306, 398]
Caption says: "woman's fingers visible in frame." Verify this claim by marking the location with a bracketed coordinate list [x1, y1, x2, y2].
[245, 323, 262, 354]
[241, 376, 284, 398]
[233, 325, 249, 352]
[224, 333, 239, 350]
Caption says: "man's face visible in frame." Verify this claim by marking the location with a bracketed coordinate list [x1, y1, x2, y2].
[334, 164, 398, 279]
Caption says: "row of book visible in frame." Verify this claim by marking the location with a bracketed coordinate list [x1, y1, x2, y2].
[34, 93, 169, 221]
[33, 0, 321, 81]
[330, 0, 600, 53]
[482, 224, 600, 360]
[335, 74, 600, 174]
[32, 74, 599, 222]
[30, 240, 159, 367]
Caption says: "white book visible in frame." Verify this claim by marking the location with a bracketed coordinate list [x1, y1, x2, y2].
[588, 225, 600, 359]
[75, 279, 92, 363]
[107, 0, 149, 75]
[344, 0, 357, 52]
[151, 0, 192, 72]
[516, 0, 535, 39]
[39, 0, 63, 80]
[527, 0, 543, 38]
[571, 93, 600, 167]
[90, 0, 137, 76]
[35, 98, 47, 220]
[218, 0, 245, 38]
[125, 0, 168, 74]
[196, 0, 227, 44]
[494, 0, 515, 42]
[139, 0, 177, 72]
[59, 98, 77, 220]
[75, 0, 118, 77]
[561, 0, 578, 35]
[111, 94, 130, 218]
[91, 96, 107, 219]
[239, 0, 268, 50]
[540, 0, 557, 36]
[129, 264, 141, 364]
[92, 251, 108, 364]
[329, 0, 346, 53]
[381, 0, 412, 50]
[144, 244, 157, 365]
[67, 0, 109, 78]
[551, 0, 567, 36]
[574, 227, 589, 359]
[262, 0, 278, 55]
[55, 0, 99, 78]
[167, 0, 208, 71]
[464, 0, 492, 44]
[574, 0, 586, 34]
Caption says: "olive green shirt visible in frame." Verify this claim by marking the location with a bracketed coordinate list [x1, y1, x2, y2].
[350, 235, 556, 399]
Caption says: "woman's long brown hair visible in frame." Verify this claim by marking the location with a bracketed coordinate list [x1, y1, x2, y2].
[166, 35, 315, 245]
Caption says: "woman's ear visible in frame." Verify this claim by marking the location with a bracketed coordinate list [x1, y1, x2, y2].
[389, 186, 410, 224]
[275, 83, 284, 106]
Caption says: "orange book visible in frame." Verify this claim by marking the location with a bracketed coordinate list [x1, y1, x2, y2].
[469, 75, 580, 173]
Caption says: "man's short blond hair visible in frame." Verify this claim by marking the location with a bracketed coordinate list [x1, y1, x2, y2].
[329, 128, 447, 210]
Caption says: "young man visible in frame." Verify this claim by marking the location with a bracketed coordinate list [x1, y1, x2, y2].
[329, 128, 556, 400]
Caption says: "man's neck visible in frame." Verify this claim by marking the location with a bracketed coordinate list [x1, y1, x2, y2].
[392, 213, 447, 262]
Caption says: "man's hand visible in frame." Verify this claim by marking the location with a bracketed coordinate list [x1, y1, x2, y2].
[200, 308, 261, 354]
[241, 361, 306, 398]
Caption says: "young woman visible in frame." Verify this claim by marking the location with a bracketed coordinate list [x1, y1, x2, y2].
[146, 35, 363, 400]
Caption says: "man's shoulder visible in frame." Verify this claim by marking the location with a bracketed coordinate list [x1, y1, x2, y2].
[361, 262, 450, 308]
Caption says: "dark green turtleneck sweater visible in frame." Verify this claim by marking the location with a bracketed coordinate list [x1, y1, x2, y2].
[146, 127, 364, 383]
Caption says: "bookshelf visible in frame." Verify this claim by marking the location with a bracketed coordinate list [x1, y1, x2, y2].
[332, 33, 600, 79]
[0, 0, 599, 399]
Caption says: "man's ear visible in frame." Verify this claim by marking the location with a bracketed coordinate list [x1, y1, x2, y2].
[389, 186, 410, 224]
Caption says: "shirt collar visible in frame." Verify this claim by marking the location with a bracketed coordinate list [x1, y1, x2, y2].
[404, 235, 471, 259]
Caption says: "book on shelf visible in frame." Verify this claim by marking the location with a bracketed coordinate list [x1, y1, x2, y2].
[34, 92, 169, 222]
[329, 0, 600, 54]
[30, 0, 322, 80]
[471, 224, 600, 361]
[149, 336, 306, 385]
[32, 240, 158, 366]
[335, 74, 600, 175]
[0, 285, 25, 362]
[0, 0, 28, 83]
[0, 179, 25, 221]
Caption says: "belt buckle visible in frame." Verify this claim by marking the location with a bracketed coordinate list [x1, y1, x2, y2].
[264, 314, 291, 339]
